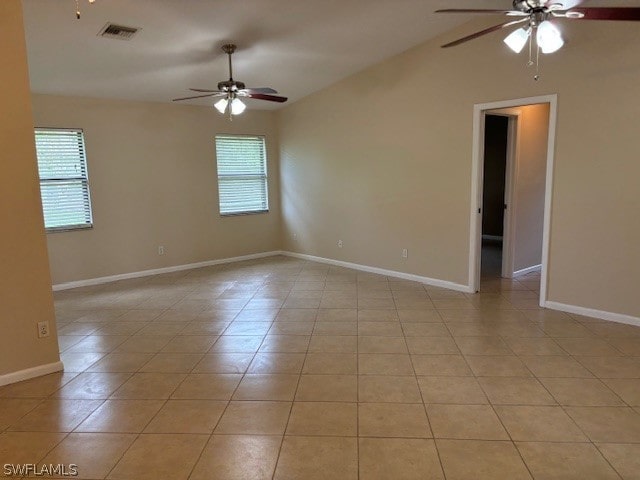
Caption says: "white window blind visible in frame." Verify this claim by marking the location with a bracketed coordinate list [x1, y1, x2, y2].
[34, 128, 93, 231]
[215, 135, 269, 215]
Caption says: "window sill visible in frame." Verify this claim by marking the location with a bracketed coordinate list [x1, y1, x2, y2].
[220, 210, 269, 218]
[45, 224, 93, 234]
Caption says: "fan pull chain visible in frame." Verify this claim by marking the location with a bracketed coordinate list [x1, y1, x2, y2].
[75, 0, 96, 20]
[526, 26, 541, 81]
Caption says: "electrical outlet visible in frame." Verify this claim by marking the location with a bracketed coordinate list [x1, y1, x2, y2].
[158, 246, 164, 255]
[402, 248, 408, 258]
[293, 233, 297, 240]
[37, 321, 50, 338]
[337, 240, 343, 248]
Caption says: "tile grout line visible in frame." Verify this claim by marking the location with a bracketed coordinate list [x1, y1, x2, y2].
[185, 268, 288, 480]
[103, 275, 244, 480]
[508, 278, 625, 479]
[412, 282, 448, 480]
[101, 282, 200, 480]
[269, 266, 313, 480]
[356, 277, 362, 480]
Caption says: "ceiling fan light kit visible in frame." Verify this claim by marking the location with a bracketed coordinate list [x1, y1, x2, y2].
[214, 97, 247, 115]
[536, 20, 564, 54]
[231, 99, 247, 115]
[173, 43, 287, 119]
[503, 27, 531, 53]
[437, 0, 640, 79]
[214, 98, 229, 114]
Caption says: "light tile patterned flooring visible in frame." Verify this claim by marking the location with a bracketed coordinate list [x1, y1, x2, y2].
[1, 255, 640, 479]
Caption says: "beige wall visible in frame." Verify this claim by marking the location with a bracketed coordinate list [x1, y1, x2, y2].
[0, 0, 60, 379]
[32, 95, 281, 285]
[512, 104, 549, 272]
[278, 19, 640, 317]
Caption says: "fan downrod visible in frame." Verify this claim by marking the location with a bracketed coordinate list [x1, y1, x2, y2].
[221, 44, 237, 55]
[220, 43, 238, 83]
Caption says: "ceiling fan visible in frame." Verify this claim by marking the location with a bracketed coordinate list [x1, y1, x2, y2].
[436, 1, 640, 77]
[172, 44, 287, 117]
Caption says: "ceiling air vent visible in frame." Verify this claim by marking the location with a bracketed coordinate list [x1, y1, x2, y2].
[98, 23, 139, 41]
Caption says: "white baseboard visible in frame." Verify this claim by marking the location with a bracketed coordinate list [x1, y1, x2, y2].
[50, 249, 638, 328]
[513, 264, 542, 276]
[52, 251, 283, 291]
[544, 300, 640, 328]
[282, 251, 473, 293]
[0, 361, 64, 387]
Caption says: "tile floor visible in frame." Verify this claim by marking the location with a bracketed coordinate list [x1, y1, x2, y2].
[1, 255, 639, 479]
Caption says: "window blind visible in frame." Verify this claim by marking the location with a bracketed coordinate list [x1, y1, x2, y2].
[34, 129, 93, 231]
[215, 135, 269, 215]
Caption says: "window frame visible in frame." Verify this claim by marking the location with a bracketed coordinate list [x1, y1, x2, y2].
[215, 134, 270, 217]
[34, 127, 94, 233]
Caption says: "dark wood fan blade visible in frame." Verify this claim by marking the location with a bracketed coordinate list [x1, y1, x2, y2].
[435, 9, 520, 14]
[242, 87, 278, 94]
[189, 88, 223, 93]
[442, 18, 529, 48]
[567, 7, 640, 21]
[245, 93, 288, 103]
[172, 93, 224, 102]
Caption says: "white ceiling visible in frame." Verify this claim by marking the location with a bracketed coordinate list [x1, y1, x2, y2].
[21, 0, 626, 109]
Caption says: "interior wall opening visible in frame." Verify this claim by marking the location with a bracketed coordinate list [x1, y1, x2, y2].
[481, 114, 510, 280]
[470, 96, 557, 304]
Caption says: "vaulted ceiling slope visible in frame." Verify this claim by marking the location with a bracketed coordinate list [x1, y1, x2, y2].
[22, 0, 527, 109]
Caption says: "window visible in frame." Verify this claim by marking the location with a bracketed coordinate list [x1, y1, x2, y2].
[215, 134, 269, 215]
[34, 128, 93, 231]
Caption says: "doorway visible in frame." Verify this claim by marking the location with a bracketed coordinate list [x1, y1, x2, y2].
[481, 114, 511, 279]
[469, 95, 558, 306]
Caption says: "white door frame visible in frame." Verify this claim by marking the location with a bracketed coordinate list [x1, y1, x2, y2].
[469, 94, 558, 306]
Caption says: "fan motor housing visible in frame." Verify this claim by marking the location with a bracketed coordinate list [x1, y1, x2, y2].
[513, 0, 547, 12]
[217, 80, 246, 91]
